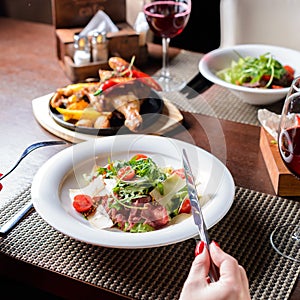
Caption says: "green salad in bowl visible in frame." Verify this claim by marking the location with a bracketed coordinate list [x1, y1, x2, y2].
[199, 44, 300, 105]
[216, 52, 295, 89]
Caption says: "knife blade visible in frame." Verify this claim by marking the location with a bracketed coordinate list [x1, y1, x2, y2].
[182, 149, 219, 282]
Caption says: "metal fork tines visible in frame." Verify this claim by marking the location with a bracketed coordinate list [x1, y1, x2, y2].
[0, 140, 68, 235]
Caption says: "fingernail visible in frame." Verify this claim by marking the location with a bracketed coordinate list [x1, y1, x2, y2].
[212, 240, 220, 248]
[195, 240, 205, 256]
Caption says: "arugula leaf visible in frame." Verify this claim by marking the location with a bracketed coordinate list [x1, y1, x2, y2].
[128, 222, 154, 233]
[216, 51, 287, 88]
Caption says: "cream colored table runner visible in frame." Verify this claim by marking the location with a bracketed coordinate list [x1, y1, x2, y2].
[159, 50, 283, 126]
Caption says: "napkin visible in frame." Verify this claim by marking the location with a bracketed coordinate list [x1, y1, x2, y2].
[257, 109, 281, 140]
[79, 10, 119, 37]
[133, 12, 149, 46]
[133, 12, 149, 33]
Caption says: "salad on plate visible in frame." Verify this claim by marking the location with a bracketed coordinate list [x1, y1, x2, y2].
[69, 154, 202, 233]
[216, 52, 295, 89]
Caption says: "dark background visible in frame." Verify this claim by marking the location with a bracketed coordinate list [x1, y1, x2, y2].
[170, 0, 221, 52]
[0, 0, 221, 53]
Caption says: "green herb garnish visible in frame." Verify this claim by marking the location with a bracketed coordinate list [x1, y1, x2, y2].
[216, 51, 287, 88]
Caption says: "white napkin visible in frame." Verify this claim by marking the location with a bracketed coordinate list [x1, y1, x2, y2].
[133, 12, 149, 46]
[133, 12, 149, 33]
[257, 109, 281, 140]
[79, 10, 119, 37]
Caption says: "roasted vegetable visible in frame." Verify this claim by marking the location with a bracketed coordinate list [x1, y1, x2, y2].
[94, 56, 162, 95]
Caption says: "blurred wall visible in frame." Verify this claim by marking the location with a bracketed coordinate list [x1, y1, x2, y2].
[0, 0, 52, 24]
[0, 0, 221, 53]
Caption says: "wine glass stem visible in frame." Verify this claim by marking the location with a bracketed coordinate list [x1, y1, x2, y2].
[161, 37, 170, 79]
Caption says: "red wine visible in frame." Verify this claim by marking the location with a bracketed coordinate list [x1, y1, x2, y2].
[279, 126, 300, 177]
[144, 1, 190, 38]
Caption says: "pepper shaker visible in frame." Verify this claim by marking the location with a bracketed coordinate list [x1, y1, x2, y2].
[91, 31, 108, 62]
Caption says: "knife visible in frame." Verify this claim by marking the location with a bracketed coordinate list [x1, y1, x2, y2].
[180, 72, 213, 99]
[182, 149, 220, 282]
[0, 201, 33, 235]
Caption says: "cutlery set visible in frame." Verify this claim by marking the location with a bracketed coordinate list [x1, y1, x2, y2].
[0, 140, 68, 234]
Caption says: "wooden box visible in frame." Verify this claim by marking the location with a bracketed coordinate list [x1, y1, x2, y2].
[259, 127, 300, 196]
[52, 0, 147, 82]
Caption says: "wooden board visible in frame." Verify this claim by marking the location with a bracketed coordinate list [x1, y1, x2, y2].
[259, 127, 300, 196]
[32, 94, 184, 144]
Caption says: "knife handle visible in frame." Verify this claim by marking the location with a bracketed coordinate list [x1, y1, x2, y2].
[0, 201, 33, 235]
[204, 241, 220, 282]
[208, 261, 220, 282]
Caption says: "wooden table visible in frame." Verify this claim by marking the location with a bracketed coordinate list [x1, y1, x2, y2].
[0, 17, 298, 299]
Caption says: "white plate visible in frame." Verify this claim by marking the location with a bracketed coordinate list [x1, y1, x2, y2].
[31, 135, 235, 249]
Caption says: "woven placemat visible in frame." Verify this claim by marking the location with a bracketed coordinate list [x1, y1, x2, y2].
[161, 51, 284, 126]
[0, 186, 299, 299]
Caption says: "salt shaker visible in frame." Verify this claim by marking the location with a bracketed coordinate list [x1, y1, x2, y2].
[73, 34, 91, 66]
[91, 31, 108, 62]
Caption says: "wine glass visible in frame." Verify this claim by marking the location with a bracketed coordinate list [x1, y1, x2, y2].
[143, 0, 191, 92]
[270, 76, 300, 262]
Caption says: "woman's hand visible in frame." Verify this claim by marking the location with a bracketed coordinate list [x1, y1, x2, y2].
[179, 241, 251, 300]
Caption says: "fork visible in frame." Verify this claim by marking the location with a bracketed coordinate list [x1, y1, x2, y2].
[0, 140, 68, 235]
[0, 140, 67, 181]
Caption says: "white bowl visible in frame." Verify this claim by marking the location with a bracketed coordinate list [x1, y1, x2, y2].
[199, 44, 300, 105]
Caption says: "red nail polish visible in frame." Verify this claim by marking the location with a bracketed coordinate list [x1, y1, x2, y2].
[212, 240, 220, 248]
[0, 174, 3, 191]
[195, 240, 205, 256]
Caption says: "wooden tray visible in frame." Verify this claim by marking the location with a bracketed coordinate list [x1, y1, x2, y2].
[259, 127, 300, 196]
[32, 94, 184, 144]
[52, 0, 147, 82]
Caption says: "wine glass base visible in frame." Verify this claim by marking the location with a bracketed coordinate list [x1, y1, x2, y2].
[270, 223, 300, 262]
[153, 75, 186, 92]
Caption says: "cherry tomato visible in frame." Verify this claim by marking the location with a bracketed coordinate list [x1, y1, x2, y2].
[284, 65, 295, 76]
[262, 74, 271, 81]
[131, 153, 148, 160]
[117, 165, 135, 180]
[105, 163, 113, 170]
[271, 85, 284, 89]
[179, 198, 191, 214]
[73, 194, 93, 213]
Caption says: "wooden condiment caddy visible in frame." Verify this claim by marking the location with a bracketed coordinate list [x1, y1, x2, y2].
[52, 0, 148, 82]
[259, 127, 300, 196]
